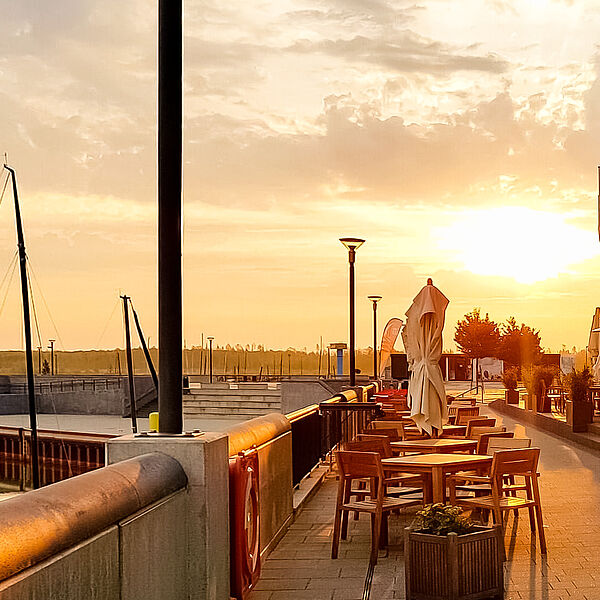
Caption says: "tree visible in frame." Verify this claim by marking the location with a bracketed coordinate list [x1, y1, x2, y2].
[498, 317, 542, 370]
[454, 309, 501, 390]
[454, 309, 501, 360]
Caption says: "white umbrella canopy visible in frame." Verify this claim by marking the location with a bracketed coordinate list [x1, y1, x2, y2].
[402, 278, 449, 435]
[589, 307, 600, 361]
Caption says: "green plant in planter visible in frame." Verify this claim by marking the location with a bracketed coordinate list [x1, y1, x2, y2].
[415, 503, 475, 536]
[522, 365, 556, 411]
[502, 367, 518, 390]
[565, 367, 592, 402]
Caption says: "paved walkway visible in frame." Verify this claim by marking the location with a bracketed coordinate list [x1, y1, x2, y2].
[249, 406, 600, 600]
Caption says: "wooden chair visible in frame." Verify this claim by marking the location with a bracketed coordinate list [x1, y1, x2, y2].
[464, 418, 497, 437]
[476, 432, 514, 455]
[454, 406, 480, 426]
[448, 448, 546, 554]
[332, 451, 420, 563]
[364, 424, 402, 442]
[349, 435, 423, 492]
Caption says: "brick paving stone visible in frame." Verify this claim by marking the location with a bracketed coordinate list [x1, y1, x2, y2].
[248, 405, 600, 600]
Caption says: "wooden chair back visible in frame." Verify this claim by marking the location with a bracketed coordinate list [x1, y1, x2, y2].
[364, 425, 402, 441]
[487, 437, 531, 454]
[476, 431, 513, 454]
[490, 447, 540, 478]
[344, 437, 393, 458]
[336, 450, 385, 481]
[455, 406, 480, 425]
[468, 426, 506, 439]
[465, 418, 496, 437]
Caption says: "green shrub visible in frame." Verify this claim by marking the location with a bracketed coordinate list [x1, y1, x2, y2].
[565, 367, 592, 403]
[415, 503, 475, 536]
[522, 365, 556, 397]
[502, 367, 519, 390]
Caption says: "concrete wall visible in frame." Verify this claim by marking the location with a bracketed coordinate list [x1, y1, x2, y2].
[280, 380, 337, 414]
[0, 376, 154, 416]
[107, 432, 230, 600]
[0, 491, 187, 600]
[0, 453, 188, 600]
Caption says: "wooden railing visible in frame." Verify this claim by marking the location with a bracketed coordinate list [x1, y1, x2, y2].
[0, 426, 114, 490]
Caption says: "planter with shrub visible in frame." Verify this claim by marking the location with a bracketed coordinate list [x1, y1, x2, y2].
[502, 367, 519, 404]
[522, 365, 556, 413]
[565, 367, 593, 432]
[405, 504, 504, 600]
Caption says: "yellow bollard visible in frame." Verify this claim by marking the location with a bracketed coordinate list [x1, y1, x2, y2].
[149, 412, 159, 432]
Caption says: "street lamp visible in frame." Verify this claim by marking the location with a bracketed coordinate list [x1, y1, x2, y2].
[207, 336, 214, 383]
[339, 237, 365, 386]
[368, 295, 382, 379]
[48, 339, 55, 376]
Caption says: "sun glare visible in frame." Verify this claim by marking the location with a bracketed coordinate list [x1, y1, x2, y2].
[436, 207, 599, 284]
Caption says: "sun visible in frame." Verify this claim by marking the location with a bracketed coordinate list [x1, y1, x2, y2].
[435, 206, 598, 284]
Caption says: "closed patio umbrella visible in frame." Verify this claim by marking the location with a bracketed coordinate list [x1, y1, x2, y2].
[402, 278, 449, 435]
[589, 307, 600, 361]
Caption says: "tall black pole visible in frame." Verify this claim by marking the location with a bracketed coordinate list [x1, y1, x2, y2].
[130, 301, 159, 391]
[48, 339, 55, 376]
[208, 337, 213, 383]
[121, 295, 138, 433]
[373, 303, 377, 377]
[4, 166, 39, 489]
[349, 251, 356, 386]
[368, 296, 382, 378]
[158, 0, 183, 433]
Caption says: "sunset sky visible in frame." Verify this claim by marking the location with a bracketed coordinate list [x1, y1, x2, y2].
[1, 0, 600, 353]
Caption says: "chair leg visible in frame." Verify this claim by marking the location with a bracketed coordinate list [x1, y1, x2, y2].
[532, 476, 547, 554]
[525, 479, 536, 533]
[380, 513, 389, 548]
[371, 512, 382, 565]
[341, 482, 351, 540]
[331, 507, 342, 559]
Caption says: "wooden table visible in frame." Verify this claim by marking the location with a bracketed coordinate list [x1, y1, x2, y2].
[382, 454, 492, 503]
[390, 438, 478, 455]
[403, 424, 467, 436]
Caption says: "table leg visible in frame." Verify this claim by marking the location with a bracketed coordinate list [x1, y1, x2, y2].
[431, 467, 444, 503]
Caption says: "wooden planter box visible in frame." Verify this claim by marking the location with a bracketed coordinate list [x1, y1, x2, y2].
[504, 389, 519, 405]
[405, 525, 504, 600]
[566, 400, 593, 433]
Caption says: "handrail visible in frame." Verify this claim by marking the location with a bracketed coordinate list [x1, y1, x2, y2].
[0, 452, 187, 582]
[286, 404, 319, 423]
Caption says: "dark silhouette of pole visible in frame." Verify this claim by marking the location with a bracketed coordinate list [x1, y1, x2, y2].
[130, 300, 158, 391]
[368, 296, 382, 378]
[48, 340, 55, 376]
[121, 295, 138, 433]
[340, 238, 365, 386]
[207, 337, 214, 383]
[4, 165, 39, 489]
[158, 0, 183, 433]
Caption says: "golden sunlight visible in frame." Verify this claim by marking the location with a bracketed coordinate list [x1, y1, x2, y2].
[435, 207, 598, 284]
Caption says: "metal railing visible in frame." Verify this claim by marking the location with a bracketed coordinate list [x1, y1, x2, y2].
[286, 385, 383, 486]
[8, 378, 123, 395]
[0, 426, 115, 490]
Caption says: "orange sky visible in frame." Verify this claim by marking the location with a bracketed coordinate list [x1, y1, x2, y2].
[1, 0, 600, 353]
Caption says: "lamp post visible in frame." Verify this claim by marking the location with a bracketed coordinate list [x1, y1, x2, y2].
[207, 336, 214, 383]
[48, 339, 55, 376]
[368, 295, 382, 379]
[339, 238, 365, 386]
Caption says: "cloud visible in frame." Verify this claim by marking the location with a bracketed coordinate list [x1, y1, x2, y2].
[287, 33, 510, 75]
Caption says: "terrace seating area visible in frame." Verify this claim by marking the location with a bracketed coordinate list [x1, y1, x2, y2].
[249, 403, 600, 600]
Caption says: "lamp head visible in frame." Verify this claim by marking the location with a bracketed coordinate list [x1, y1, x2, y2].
[368, 295, 382, 304]
[339, 237, 365, 252]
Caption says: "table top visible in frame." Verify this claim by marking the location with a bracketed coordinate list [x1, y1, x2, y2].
[382, 454, 492, 468]
[390, 439, 478, 452]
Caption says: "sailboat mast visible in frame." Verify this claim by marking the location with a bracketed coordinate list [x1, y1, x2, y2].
[4, 165, 40, 489]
